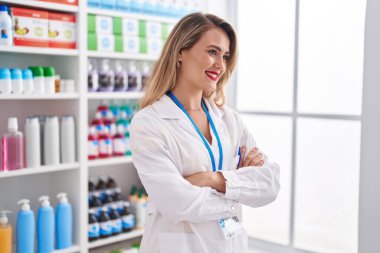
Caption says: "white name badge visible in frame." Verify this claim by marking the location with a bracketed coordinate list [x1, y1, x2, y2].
[217, 216, 244, 239]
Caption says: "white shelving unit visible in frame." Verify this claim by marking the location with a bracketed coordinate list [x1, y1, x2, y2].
[88, 229, 144, 249]
[88, 156, 133, 168]
[0, 45, 80, 56]
[0, 163, 79, 179]
[87, 91, 144, 100]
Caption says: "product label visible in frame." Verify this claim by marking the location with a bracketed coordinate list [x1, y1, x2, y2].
[113, 138, 126, 154]
[122, 18, 139, 36]
[0, 21, 9, 39]
[100, 221, 113, 236]
[112, 219, 123, 233]
[122, 214, 135, 229]
[88, 140, 99, 156]
[99, 139, 113, 155]
[88, 223, 100, 238]
[48, 12, 76, 49]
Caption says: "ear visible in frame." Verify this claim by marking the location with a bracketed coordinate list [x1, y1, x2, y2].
[178, 51, 183, 62]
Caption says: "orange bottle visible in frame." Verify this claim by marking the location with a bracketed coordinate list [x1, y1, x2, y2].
[0, 210, 12, 253]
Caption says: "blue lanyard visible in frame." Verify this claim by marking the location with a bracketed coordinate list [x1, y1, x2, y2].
[166, 91, 223, 172]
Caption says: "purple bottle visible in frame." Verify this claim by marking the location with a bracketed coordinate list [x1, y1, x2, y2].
[1, 117, 24, 171]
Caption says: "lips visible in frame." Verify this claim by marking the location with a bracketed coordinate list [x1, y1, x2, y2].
[205, 71, 219, 81]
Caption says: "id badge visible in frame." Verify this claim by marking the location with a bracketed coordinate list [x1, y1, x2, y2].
[217, 216, 244, 239]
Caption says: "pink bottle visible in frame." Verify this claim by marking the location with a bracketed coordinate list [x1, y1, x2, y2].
[98, 126, 112, 158]
[1, 117, 24, 171]
[113, 125, 126, 157]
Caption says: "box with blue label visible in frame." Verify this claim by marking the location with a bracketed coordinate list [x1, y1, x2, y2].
[123, 36, 143, 54]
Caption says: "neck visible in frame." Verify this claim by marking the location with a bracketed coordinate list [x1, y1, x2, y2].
[171, 82, 203, 110]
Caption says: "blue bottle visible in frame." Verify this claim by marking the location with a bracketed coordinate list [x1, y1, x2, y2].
[16, 199, 35, 253]
[55, 193, 72, 250]
[37, 196, 54, 253]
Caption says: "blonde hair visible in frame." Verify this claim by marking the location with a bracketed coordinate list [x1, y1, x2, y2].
[140, 12, 238, 109]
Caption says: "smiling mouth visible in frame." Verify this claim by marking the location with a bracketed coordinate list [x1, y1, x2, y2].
[205, 71, 219, 81]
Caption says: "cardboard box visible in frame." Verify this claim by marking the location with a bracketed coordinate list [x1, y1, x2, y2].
[11, 7, 49, 47]
[146, 38, 163, 55]
[88, 32, 97, 50]
[124, 36, 142, 54]
[39, 0, 78, 6]
[145, 21, 162, 38]
[88, 33, 122, 52]
[48, 12, 76, 49]
[96, 15, 113, 34]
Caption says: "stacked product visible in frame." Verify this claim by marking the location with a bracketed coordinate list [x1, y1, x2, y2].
[0, 4, 76, 48]
[88, 176, 142, 241]
[1, 115, 76, 171]
[88, 14, 171, 54]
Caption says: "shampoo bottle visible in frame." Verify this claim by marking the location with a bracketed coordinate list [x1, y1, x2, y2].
[56, 193, 72, 249]
[0, 210, 12, 253]
[37, 196, 54, 253]
[0, 5, 12, 46]
[17, 199, 35, 253]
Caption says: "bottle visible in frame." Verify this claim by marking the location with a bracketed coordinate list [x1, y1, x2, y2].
[88, 126, 99, 160]
[98, 59, 115, 92]
[36, 116, 46, 165]
[37, 196, 54, 253]
[44, 116, 60, 165]
[1, 117, 24, 171]
[109, 204, 122, 235]
[0, 68, 11, 94]
[120, 201, 135, 232]
[44, 67, 56, 94]
[104, 110, 116, 136]
[98, 207, 112, 238]
[91, 191, 103, 217]
[114, 60, 128, 91]
[60, 115, 76, 163]
[96, 176, 107, 201]
[106, 175, 117, 191]
[17, 199, 35, 253]
[88, 177, 96, 206]
[113, 187, 124, 212]
[29, 66, 45, 94]
[91, 111, 104, 132]
[88, 210, 100, 241]
[11, 68, 23, 94]
[0, 210, 12, 253]
[22, 69, 34, 94]
[125, 131, 132, 156]
[141, 62, 151, 90]
[127, 61, 142, 91]
[103, 189, 114, 212]
[0, 5, 12, 46]
[55, 75, 60, 93]
[88, 59, 99, 92]
[136, 189, 147, 228]
[113, 125, 126, 156]
[97, 102, 109, 118]
[25, 117, 41, 168]
[55, 193, 72, 249]
[98, 127, 113, 158]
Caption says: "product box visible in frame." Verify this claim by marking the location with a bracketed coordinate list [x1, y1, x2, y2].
[146, 38, 163, 55]
[88, 32, 97, 50]
[11, 7, 49, 47]
[48, 12, 76, 49]
[145, 21, 162, 38]
[123, 36, 142, 54]
[88, 0, 101, 8]
[113, 18, 142, 36]
[101, 0, 116, 10]
[98, 34, 114, 51]
[88, 33, 122, 52]
[88, 14, 114, 34]
[39, 0, 78, 6]
[116, 0, 131, 11]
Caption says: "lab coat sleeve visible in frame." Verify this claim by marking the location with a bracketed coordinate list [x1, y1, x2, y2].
[130, 113, 239, 223]
[221, 110, 281, 208]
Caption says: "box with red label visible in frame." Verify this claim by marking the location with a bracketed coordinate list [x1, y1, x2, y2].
[48, 12, 76, 49]
[39, 0, 78, 6]
[11, 7, 48, 47]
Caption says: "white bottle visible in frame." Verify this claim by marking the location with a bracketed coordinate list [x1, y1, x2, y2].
[22, 69, 34, 94]
[0, 5, 12, 46]
[0, 68, 11, 94]
[60, 116, 76, 163]
[11, 68, 23, 94]
[44, 116, 60, 165]
[25, 117, 41, 168]
[30, 67, 45, 94]
[127, 61, 142, 91]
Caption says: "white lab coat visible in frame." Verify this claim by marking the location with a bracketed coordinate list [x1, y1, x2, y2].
[130, 94, 280, 253]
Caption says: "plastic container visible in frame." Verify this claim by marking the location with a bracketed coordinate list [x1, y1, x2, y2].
[30, 66, 45, 94]
[113, 125, 126, 156]
[60, 115, 76, 163]
[0, 68, 11, 94]
[36, 116, 46, 165]
[25, 117, 41, 167]
[55, 75, 60, 93]
[0, 5, 13, 46]
[98, 127, 113, 158]
[109, 204, 122, 235]
[99, 207, 112, 238]
[11, 68, 23, 94]
[88, 126, 99, 160]
[22, 69, 34, 94]
[37, 196, 54, 253]
[125, 131, 132, 156]
[114, 60, 128, 91]
[120, 201, 135, 232]
[127, 61, 142, 91]
[88, 60, 99, 92]
[44, 67, 56, 94]
[88, 210, 100, 241]
[141, 62, 150, 90]
[64, 79, 75, 93]
[98, 59, 115, 92]
[0, 210, 12, 253]
[96, 176, 107, 201]
[1, 117, 24, 171]
[104, 110, 116, 136]
[44, 116, 60, 165]
[17, 199, 35, 253]
[56, 193, 73, 249]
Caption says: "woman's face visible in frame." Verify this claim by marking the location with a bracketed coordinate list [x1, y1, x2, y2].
[178, 27, 230, 93]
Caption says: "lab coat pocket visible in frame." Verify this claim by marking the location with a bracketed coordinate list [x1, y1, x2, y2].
[159, 232, 201, 253]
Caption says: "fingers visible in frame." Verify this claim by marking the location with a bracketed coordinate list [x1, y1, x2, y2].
[243, 147, 258, 167]
[241, 147, 266, 167]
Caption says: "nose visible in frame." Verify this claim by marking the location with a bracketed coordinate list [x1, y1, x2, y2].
[214, 56, 225, 70]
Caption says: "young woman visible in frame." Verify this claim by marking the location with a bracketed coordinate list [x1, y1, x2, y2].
[130, 12, 280, 253]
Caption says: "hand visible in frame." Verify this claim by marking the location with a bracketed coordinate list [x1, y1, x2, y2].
[238, 146, 265, 168]
[185, 171, 226, 193]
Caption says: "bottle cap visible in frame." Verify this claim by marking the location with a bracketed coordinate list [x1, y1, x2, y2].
[0, 68, 11, 80]
[38, 196, 51, 207]
[30, 66, 44, 77]
[43, 66, 56, 77]
[57, 193, 68, 204]
[61, 115, 75, 123]
[26, 117, 39, 125]
[0, 210, 11, 225]
[0, 5, 8, 12]
[11, 68, 23, 80]
[8, 117, 18, 132]
[17, 199, 31, 211]
[22, 69, 33, 80]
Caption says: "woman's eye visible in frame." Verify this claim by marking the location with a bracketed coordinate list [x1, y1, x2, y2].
[223, 55, 230, 61]
[208, 50, 217, 55]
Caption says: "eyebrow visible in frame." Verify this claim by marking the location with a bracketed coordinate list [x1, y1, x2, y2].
[207, 45, 230, 55]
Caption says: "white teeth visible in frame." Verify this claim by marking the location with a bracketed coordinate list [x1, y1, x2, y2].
[206, 72, 217, 79]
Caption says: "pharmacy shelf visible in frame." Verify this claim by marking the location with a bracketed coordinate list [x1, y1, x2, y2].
[88, 156, 133, 168]
[53, 245, 81, 253]
[0, 0, 79, 12]
[88, 229, 144, 249]
[87, 51, 158, 61]
[0, 163, 79, 179]
[0, 93, 79, 100]
[87, 8, 178, 24]
[87, 92, 144, 100]
[0, 45, 79, 56]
